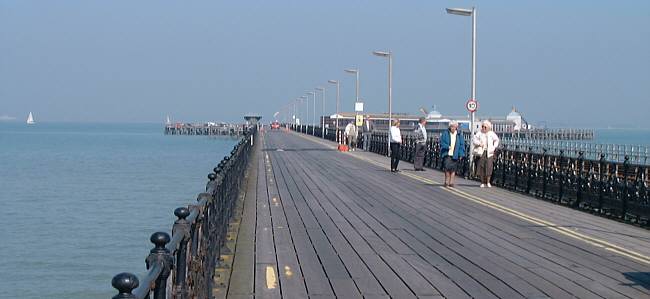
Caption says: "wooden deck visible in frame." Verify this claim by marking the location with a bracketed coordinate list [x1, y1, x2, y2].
[223, 129, 650, 299]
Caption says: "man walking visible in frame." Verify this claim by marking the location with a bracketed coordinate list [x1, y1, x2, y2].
[362, 115, 373, 151]
[413, 117, 427, 171]
[389, 119, 402, 172]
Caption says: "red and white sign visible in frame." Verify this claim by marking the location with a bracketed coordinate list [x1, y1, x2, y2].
[466, 99, 478, 112]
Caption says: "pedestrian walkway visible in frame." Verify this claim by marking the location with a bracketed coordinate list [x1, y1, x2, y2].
[225, 129, 650, 299]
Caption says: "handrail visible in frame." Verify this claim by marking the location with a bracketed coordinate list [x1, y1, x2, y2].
[111, 127, 257, 299]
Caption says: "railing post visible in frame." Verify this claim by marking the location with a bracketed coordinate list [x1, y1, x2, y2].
[112, 272, 139, 299]
[526, 147, 533, 194]
[597, 154, 606, 212]
[542, 148, 548, 198]
[146, 232, 174, 299]
[559, 150, 565, 202]
[172, 207, 191, 299]
[575, 151, 585, 207]
[622, 156, 630, 218]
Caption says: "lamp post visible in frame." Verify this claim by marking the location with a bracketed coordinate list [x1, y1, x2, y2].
[306, 91, 316, 135]
[344, 69, 360, 130]
[293, 99, 297, 129]
[316, 87, 325, 138]
[446, 6, 477, 172]
[328, 80, 340, 143]
[372, 50, 392, 155]
[300, 96, 308, 133]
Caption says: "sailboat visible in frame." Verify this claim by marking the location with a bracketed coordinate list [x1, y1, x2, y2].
[26, 112, 35, 125]
[166, 115, 171, 125]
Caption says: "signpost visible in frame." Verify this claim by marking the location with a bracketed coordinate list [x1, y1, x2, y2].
[466, 99, 478, 113]
[355, 115, 364, 127]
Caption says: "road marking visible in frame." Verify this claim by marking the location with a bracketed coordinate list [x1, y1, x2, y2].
[289, 131, 650, 265]
[266, 265, 277, 289]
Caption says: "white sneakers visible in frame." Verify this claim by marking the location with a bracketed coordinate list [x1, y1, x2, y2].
[480, 183, 492, 188]
[480, 184, 485, 188]
[487, 183, 492, 188]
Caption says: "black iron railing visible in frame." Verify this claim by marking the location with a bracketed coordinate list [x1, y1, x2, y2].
[111, 128, 256, 299]
[287, 124, 649, 227]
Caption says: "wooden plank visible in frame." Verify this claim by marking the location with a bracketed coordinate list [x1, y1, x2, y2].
[227, 148, 259, 297]
[271, 157, 335, 296]
[273, 228, 308, 298]
[378, 252, 440, 296]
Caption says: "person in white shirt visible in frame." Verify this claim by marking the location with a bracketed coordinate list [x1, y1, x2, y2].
[344, 122, 354, 151]
[413, 117, 427, 171]
[472, 120, 500, 187]
[389, 119, 402, 172]
[348, 123, 358, 151]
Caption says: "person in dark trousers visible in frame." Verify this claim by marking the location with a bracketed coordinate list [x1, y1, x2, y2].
[440, 121, 465, 187]
[413, 117, 427, 171]
[362, 115, 373, 151]
[389, 119, 402, 172]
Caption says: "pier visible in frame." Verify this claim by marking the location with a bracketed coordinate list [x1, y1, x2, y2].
[112, 127, 650, 299]
[164, 123, 247, 136]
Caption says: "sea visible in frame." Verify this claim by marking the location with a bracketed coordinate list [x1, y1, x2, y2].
[0, 122, 239, 299]
[0, 123, 649, 299]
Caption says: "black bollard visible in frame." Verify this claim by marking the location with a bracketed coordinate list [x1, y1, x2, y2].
[112, 272, 139, 299]
[145, 232, 174, 299]
[172, 207, 191, 299]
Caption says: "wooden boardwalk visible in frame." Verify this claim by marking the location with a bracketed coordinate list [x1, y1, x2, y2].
[224, 129, 650, 299]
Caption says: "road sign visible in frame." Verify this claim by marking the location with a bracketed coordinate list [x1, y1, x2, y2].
[466, 99, 478, 112]
[355, 115, 364, 126]
[355, 102, 364, 112]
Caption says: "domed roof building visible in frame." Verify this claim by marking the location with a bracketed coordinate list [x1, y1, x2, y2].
[426, 106, 443, 119]
[506, 107, 524, 131]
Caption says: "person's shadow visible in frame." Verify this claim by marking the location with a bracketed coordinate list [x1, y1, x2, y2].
[622, 272, 650, 290]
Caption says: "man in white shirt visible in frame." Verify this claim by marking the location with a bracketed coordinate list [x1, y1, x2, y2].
[344, 122, 354, 150]
[413, 117, 427, 171]
[389, 119, 402, 172]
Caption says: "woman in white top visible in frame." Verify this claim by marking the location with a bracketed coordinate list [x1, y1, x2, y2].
[472, 120, 500, 187]
[389, 119, 402, 172]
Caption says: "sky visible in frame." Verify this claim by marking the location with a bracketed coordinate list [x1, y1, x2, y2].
[1, 0, 649, 127]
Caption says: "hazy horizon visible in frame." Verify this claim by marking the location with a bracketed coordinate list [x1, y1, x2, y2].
[1, 1, 649, 127]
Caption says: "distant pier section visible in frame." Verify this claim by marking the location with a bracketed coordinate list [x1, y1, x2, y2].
[165, 123, 246, 136]
[165, 114, 262, 136]
[501, 128, 594, 140]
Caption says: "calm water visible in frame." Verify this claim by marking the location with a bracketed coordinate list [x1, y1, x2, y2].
[0, 123, 238, 299]
[593, 128, 650, 146]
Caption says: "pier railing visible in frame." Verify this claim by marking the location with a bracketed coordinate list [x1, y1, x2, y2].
[288, 124, 649, 227]
[500, 137, 650, 165]
[111, 127, 256, 299]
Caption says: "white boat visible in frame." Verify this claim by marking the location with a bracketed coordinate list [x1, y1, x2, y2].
[166, 115, 171, 125]
[26, 112, 35, 125]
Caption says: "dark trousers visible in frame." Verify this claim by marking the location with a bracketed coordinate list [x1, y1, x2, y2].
[390, 142, 401, 170]
[414, 143, 426, 170]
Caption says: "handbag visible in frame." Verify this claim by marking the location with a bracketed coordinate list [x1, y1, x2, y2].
[473, 146, 483, 157]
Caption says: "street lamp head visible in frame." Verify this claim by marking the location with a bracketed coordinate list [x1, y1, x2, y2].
[372, 51, 391, 57]
[300, 96, 307, 99]
[316, 87, 324, 91]
[306, 91, 315, 95]
[446, 7, 473, 16]
[327, 80, 338, 84]
[344, 69, 358, 74]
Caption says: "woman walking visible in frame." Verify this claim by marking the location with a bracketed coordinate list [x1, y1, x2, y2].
[389, 119, 402, 172]
[440, 121, 465, 187]
[472, 120, 500, 187]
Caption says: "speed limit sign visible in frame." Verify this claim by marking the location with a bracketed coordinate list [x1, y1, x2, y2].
[466, 99, 478, 112]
